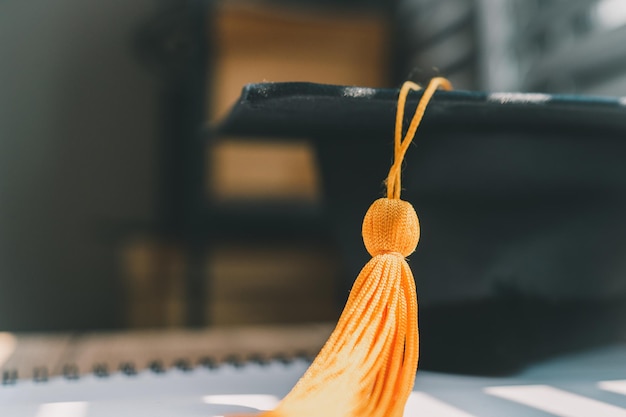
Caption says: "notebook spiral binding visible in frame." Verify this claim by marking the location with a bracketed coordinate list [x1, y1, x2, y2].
[1, 351, 315, 386]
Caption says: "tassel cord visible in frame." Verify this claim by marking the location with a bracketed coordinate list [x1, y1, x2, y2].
[387, 77, 453, 200]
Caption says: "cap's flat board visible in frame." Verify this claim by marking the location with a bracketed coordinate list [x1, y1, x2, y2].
[218, 82, 626, 138]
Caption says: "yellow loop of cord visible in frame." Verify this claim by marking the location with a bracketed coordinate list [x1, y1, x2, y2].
[387, 77, 453, 200]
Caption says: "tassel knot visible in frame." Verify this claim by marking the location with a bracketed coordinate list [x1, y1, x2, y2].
[362, 198, 420, 257]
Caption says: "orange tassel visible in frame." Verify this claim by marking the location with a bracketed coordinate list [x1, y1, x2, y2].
[232, 77, 452, 417]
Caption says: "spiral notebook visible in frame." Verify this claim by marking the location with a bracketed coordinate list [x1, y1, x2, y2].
[2, 344, 626, 417]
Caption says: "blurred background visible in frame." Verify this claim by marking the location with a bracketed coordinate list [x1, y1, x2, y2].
[2, 0, 626, 336]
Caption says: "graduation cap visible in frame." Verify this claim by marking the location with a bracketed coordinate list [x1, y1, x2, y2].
[218, 80, 626, 416]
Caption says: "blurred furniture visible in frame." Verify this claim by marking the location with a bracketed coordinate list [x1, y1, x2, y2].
[396, 0, 626, 95]
[209, 1, 390, 121]
[119, 0, 210, 329]
[129, 0, 392, 328]
[478, 0, 626, 94]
